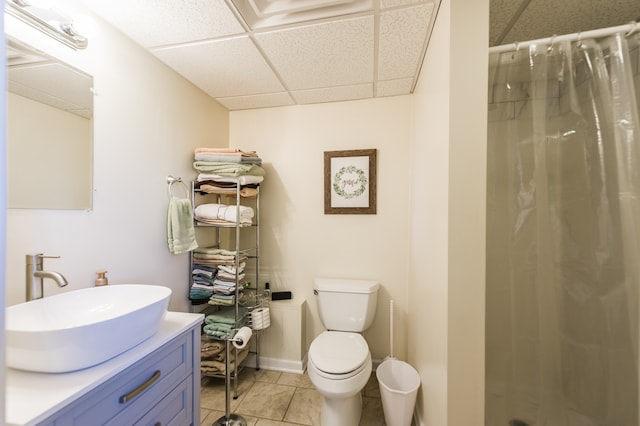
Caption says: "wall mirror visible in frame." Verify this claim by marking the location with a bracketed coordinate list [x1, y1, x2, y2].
[6, 37, 93, 210]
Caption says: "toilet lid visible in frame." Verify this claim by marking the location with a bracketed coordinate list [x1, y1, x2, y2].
[309, 331, 369, 375]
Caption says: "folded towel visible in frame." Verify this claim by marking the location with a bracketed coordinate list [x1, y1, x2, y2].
[193, 162, 266, 177]
[195, 203, 254, 225]
[218, 262, 246, 274]
[167, 197, 198, 254]
[194, 148, 259, 157]
[194, 247, 238, 256]
[204, 307, 246, 325]
[194, 154, 262, 165]
[208, 295, 236, 306]
[201, 338, 225, 357]
[197, 183, 259, 198]
[201, 347, 249, 372]
[197, 174, 264, 185]
[204, 322, 234, 335]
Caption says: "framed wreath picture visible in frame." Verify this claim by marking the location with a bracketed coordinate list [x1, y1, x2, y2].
[324, 149, 377, 214]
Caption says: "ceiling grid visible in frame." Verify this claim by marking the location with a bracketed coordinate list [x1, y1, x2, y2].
[80, 0, 640, 110]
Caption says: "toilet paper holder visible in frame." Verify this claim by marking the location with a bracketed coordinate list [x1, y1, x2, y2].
[244, 294, 272, 331]
[230, 326, 252, 349]
[213, 329, 253, 426]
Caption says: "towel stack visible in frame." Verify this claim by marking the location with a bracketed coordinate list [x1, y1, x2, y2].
[200, 335, 250, 375]
[189, 247, 248, 306]
[193, 147, 265, 197]
[203, 307, 247, 339]
[189, 265, 217, 301]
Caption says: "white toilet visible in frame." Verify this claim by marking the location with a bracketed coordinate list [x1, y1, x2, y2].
[307, 278, 380, 426]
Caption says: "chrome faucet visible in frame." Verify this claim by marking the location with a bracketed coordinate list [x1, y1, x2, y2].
[26, 253, 69, 300]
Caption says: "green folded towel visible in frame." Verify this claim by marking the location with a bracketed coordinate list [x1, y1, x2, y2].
[204, 307, 246, 325]
[167, 196, 198, 254]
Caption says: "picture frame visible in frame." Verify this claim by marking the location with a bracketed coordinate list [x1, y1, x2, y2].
[324, 149, 377, 214]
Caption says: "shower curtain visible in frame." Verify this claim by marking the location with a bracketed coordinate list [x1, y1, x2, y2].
[486, 32, 640, 426]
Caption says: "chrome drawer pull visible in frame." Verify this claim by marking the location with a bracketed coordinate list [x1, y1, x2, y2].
[119, 370, 161, 403]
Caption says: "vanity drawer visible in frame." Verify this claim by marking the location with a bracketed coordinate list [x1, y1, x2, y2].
[133, 375, 193, 426]
[44, 330, 193, 425]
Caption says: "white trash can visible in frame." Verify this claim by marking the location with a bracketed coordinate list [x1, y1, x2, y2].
[376, 359, 421, 426]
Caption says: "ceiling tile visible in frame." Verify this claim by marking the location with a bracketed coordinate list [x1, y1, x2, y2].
[489, 0, 525, 46]
[83, 0, 245, 47]
[499, 0, 640, 46]
[376, 78, 414, 97]
[216, 92, 295, 110]
[291, 83, 373, 104]
[254, 15, 374, 90]
[152, 36, 285, 98]
[380, 0, 430, 9]
[377, 3, 434, 81]
[231, 0, 372, 29]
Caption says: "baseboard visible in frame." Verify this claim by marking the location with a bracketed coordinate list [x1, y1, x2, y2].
[372, 357, 384, 371]
[244, 353, 307, 374]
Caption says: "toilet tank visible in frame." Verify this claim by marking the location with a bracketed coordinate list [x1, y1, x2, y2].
[314, 278, 379, 332]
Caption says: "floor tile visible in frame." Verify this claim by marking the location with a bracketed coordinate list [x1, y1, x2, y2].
[241, 367, 283, 384]
[360, 396, 386, 426]
[201, 370, 388, 426]
[204, 411, 260, 425]
[283, 387, 322, 425]
[277, 372, 314, 389]
[255, 420, 306, 426]
[201, 408, 215, 424]
[236, 381, 297, 421]
[200, 375, 254, 412]
[363, 372, 381, 398]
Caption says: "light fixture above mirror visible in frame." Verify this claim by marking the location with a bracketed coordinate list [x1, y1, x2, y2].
[5, 0, 88, 50]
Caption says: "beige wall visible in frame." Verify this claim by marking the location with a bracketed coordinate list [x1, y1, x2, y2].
[409, 0, 488, 425]
[229, 97, 413, 361]
[8, 93, 92, 209]
[409, 1, 451, 423]
[5, 2, 229, 310]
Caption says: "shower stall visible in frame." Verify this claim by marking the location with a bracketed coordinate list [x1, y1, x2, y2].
[486, 25, 640, 425]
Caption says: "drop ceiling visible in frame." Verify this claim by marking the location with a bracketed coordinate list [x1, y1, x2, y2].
[81, 0, 438, 110]
[78, 0, 640, 111]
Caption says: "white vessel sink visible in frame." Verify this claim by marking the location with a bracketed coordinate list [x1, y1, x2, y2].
[6, 284, 171, 373]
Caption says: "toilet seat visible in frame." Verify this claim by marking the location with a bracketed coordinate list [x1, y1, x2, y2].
[309, 331, 369, 379]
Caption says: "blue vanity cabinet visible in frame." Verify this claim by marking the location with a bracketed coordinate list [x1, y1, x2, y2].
[33, 317, 202, 426]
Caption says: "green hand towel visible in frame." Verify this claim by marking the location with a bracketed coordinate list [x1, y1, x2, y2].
[167, 196, 198, 254]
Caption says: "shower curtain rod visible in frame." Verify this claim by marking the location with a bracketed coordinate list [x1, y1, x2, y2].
[489, 22, 639, 54]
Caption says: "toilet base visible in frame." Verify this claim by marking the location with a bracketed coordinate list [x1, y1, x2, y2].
[320, 392, 362, 426]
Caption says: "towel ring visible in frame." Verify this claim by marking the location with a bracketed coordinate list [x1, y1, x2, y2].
[167, 175, 189, 199]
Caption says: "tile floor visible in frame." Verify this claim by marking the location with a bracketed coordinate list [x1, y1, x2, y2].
[200, 368, 386, 426]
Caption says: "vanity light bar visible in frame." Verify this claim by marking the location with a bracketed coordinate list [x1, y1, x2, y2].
[5, 0, 88, 50]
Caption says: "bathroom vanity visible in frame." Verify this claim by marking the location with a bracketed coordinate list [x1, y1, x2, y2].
[6, 311, 203, 426]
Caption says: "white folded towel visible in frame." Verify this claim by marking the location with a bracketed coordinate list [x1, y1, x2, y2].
[195, 203, 254, 225]
[197, 174, 264, 185]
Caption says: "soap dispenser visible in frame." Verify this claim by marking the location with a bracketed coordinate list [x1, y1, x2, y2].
[95, 270, 109, 286]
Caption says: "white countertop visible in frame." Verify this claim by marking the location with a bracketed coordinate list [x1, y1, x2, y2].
[6, 311, 203, 426]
